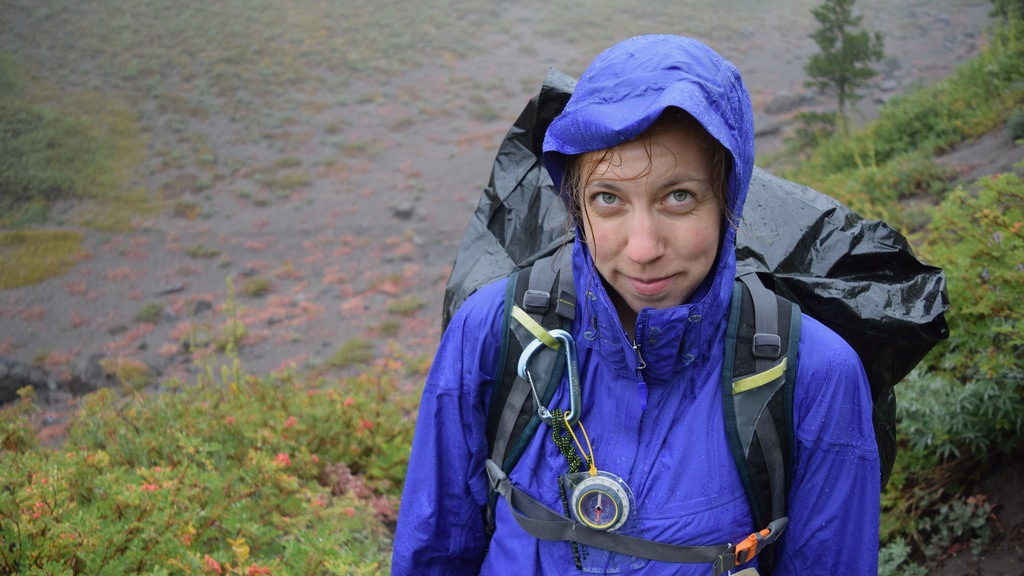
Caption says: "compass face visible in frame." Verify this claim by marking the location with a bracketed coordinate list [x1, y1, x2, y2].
[571, 475, 630, 531]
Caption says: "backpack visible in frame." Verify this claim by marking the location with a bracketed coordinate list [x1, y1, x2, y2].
[444, 68, 949, 572]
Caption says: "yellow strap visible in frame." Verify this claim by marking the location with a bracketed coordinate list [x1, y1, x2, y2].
[732, 357, 788, 394]
[510, 305, 561, 349]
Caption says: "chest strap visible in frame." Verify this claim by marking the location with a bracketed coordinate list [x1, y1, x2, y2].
[486, 459, 787, 576]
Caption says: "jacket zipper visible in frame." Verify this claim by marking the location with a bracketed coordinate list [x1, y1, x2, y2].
[628, 335, 650, 494]
[631, 338, 648, 412]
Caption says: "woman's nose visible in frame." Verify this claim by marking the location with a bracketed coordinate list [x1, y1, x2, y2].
[624, 210, 663, 264]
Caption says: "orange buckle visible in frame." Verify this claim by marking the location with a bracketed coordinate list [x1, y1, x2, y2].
[733, 517, 789, 566]
[734, 528, 770, 565]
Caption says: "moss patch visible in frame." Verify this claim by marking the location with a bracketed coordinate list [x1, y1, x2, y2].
[0, 230, 87, 289]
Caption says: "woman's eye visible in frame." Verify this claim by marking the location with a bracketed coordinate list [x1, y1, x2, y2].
[594, 192, 618, 206]
[668, 190, 693, 204]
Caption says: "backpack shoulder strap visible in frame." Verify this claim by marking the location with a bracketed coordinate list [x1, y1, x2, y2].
[485, 248, 575, 529]
[722, 273, 801, 570]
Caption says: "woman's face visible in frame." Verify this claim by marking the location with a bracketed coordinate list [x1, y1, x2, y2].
[578, 117, 723, 327]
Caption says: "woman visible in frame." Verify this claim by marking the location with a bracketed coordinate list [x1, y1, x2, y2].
[392, 35, 880, 575]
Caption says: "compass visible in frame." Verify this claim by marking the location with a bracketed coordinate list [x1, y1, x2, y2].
[571, 474, 631, 531]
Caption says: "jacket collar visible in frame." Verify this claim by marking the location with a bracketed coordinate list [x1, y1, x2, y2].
[571, 241, 730, 389]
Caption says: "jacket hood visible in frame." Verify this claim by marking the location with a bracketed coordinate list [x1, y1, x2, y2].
[542, 35, 755, 380]
[543, 34, 753, 233]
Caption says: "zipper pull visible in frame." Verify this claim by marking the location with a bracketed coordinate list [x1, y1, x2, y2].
[632, 340, 648, 412]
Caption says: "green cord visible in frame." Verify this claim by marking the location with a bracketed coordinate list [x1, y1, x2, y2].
[550, 408, 590, 474]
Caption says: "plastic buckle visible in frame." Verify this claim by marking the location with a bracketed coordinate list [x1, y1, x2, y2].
[733, 529, 766, 565]
[734, 517, 789, 566]
[485, 459, 510, 495]
[752, 332, 782, 359]
[523, 289, 551, 314]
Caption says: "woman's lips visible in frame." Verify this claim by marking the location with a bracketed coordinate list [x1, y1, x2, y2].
[627, 275, 673, 296]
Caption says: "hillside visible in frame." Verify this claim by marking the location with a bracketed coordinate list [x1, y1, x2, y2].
[2, 0, 1022, 573]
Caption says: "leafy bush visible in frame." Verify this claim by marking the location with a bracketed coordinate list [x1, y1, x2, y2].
[898, 368, 1024, 460]
[788, 111, 838, 154]
[99, 356, 153, 391]
[386, 296, 426, 316]
[920, 174, 1024, 381]
[846, 151, 955, 205]
[880, 173, 1024, 567]
[241, 276, 271, 297]
[878, 538, 928, 576]
[917, 494, 995, 559]
[135, 302, 165, 324]
[0, 350, 417, 573]
[1008, 108, 1024, 140]
[0, 51, 151, 230]
[328, 338, 376, 369]
[0, 100, 103, 206]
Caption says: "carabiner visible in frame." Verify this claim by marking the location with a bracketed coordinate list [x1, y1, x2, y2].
[517, 329, 582, 426]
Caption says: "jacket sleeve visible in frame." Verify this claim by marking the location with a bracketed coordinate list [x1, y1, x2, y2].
[772, 314, 881, 575]
[390, 281, 506, 575]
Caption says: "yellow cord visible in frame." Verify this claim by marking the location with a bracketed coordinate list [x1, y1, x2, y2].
[563, 412, 598, 476]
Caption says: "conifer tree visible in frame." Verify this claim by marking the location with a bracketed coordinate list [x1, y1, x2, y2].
[804, 0, 884, 128]
[990, 0, 1024, 21]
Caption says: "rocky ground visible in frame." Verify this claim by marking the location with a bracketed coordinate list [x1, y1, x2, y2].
[1, 0, 1022, 573]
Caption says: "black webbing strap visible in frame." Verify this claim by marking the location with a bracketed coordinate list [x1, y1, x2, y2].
[489, 250, 574, 469]
[486, 460, 788, 575]
[740, 273, 786, 524]
[490, 378, 534, 467]
[486, 249, 576, 532]
[754, 409, 786, 523]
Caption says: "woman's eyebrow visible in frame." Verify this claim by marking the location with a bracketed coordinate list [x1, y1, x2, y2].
[651, 175, 711, 194]
[585, 179, 625, 191]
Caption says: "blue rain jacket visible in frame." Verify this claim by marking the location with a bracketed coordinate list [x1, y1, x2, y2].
[393, 36, 880, 575]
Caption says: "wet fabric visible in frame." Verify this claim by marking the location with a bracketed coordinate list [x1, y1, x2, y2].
[396, 35, 890, 575]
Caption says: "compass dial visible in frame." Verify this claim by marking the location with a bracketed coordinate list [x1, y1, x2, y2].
[571, 475, 630, 531]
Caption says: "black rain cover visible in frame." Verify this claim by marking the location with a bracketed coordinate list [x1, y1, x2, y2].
[442, 68, 950, 401]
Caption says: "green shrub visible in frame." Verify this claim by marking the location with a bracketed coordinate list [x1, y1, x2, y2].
[99, 355, 153, 391]
[850, 151, 955, 205]
[870, 88, 961, 160]
[898, 368, 1024, 460]
[0, 51, 149, 229]
[261, 170, 311, 192]
[386, 295, 426, 316]
[882, 176, 1023, 566]
[183, 243, 221, 259]
[920, 174, 1024, 380]
[214, 318, 248, 352]
[135, 302, 165, 324]
[0, 351, 415, 573]
[788, 110, 838, 154]
[328, 338, 376, 369]
[0, 387, 38, 452]
[878, 538, 928, 576]
[1008, 108, 1024, 140]
[917, 494, 995, 559]
[378, 318, 402, 337]
[0, 100, 103, 206]
[240, 276, 271, 297]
